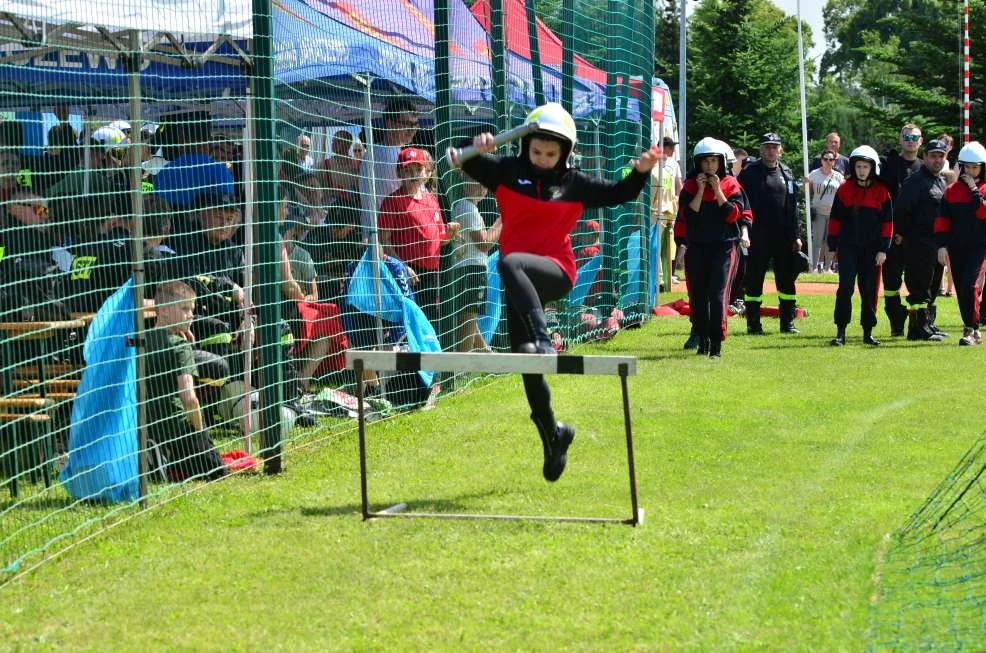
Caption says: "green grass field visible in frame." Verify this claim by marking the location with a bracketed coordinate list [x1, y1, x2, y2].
[1, 292, 982, 651]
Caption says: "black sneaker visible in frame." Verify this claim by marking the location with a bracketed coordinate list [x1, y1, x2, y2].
[543, 422, 575, 482]
[682, 332, 700, 350]
[830, 334, 845, 346]
[780, 323, 800, 334]
[863, 334, 880, 346]
[747, 325, 766, 335]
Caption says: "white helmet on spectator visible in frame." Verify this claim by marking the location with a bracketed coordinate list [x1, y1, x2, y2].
[849, 145, 881, 177]
[108, 120, 131, 134]
[957, 141, 986, 182]
[523, 102, 577, 169]
[90, 125, 128, 161]
[693, 137, 727, 174]
[717, 139, 736, 164]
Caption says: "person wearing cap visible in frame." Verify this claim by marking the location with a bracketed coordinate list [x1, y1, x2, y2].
[895, 138, 949, 341]
[378, 146, 460, 326]
[878, 123, 925, 335]
[359, 97, 420, 242]
[153, 110, 234, 215]
[934, 141, 986, 346]
[674, 137, 750, 358]
[737, 132, 803, 334]
[826, 146, 893, 346]
[457, 102, 659, 482]
[651, 135, 683, 291]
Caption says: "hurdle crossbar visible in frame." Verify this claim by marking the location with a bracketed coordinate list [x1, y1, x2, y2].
[346, 350, 641, 526]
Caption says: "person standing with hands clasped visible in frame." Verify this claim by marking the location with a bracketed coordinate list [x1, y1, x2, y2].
[674, 138, 749, 358]
[827, 146, 894, 346]
[934, 141, 986, 346]
[452, 102, 659, 482]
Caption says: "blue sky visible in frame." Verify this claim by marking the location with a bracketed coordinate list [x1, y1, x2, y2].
[771, 0, 826, 63]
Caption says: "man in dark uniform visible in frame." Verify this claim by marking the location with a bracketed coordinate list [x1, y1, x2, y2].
[879, 123, 924, 335]
[895, 138, 949, 341]
[738, 132, 802, 334]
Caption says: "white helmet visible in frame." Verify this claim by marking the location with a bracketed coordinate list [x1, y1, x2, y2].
[958, 141, 986, 181]
[107, 119, 131, 133]
[693, 136, 727, 172]
[90, 125, 128, 152]
[524, 102, 577, 148]
[849, 145, 881, 176]
[957, 141, 986, 165]
[717, 139, 736, 164]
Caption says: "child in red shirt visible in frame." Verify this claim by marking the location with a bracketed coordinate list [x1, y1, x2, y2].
[455, 103, 659, 482]
[379, 147, 460, 324]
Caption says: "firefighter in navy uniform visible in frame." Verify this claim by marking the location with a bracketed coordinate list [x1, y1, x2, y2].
[895, 138, 949, 341]
[455, 102, 659, 482]
[674, 138, 749, 358]
[827, 146, 894, 346]
[934, 141, 986, 346]
[738, 132, 802, 334]
[879, 124, 925, 335]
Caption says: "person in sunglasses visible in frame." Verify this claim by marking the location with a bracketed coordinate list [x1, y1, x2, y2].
[879, 124, 925, 336]
[806, 149, 845, 272]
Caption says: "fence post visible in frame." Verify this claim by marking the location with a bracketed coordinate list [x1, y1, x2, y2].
[251, 0, 285, 474]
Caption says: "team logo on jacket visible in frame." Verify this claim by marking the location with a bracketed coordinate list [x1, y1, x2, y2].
[518, 179, 532, 185]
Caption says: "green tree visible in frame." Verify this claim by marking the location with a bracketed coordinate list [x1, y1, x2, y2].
[654, 0, 680, 84]
[686, 0, 814, 160]
[820, 0, 984, 147]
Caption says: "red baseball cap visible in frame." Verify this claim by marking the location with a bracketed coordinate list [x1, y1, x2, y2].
[398, 147, 429, 166]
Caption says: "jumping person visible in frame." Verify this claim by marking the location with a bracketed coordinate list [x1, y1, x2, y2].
[827, 146, 893, 346]
[674, 138, 749, 358]
[453, 102, 659, 482]
[935, 141, 986, 346]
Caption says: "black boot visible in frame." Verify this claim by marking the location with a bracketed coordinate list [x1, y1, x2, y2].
[520, 309, 556, 354]
[531, 413, 575, 482]
[683, 326, 700, 350]
[746, 301, 765, 335]
[886, 295, 906, 336]
[928, 304, 948, 337]
[779, 299, 799, 334]
[708, 337, 722, 359]
[696, 337, 710, 356]
[862, 327, 880, 346]
[830, 327, 846, 346]
[907, 308, 945, 342]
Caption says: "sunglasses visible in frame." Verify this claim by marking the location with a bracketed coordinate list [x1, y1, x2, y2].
[822, 157, 835, 162]
[902, 134, 921, 142]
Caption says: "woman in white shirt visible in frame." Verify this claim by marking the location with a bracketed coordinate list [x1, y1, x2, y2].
[806, 149, 845, 272]
[451, 174, 502, 352]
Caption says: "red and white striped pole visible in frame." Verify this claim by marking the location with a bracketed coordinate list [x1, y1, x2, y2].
[963, 0, 971, 143]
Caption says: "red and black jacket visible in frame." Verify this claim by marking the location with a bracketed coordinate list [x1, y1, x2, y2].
[461, 154, 647, 284]
[827, 179, 893, 253]
[673, 175, 747, 245]
[934, 180, 986, 248]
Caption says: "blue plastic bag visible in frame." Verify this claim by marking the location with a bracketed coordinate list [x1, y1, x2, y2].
[60, 279, 139, 503]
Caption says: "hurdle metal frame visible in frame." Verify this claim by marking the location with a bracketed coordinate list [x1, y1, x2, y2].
[347, 350, 641, 526]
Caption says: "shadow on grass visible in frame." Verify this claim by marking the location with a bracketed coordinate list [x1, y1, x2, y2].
[244, 490, 503, 521]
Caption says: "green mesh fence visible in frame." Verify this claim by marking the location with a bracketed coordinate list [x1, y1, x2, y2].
[0, 0, 658, 581]
[869, 432, 986, 651]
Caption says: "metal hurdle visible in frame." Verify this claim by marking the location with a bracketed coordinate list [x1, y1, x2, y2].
[346, 350, 641, 526]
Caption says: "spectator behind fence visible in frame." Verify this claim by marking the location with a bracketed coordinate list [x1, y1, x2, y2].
[278, 196, 349, 389]
[45, 125, 130, 244]
[378, 146, 460, 326]
[153, 110, 233, 219]
[146, 280, 227, 482]
[0, 190, 56, 321]
[56, 194, 174, 315]
[307, 155, 365, 303]
[359, 97, 419, 241]
[451, 173, 500, 352]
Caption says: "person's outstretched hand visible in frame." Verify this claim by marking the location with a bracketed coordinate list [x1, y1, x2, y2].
[631, 145, 661, 173]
